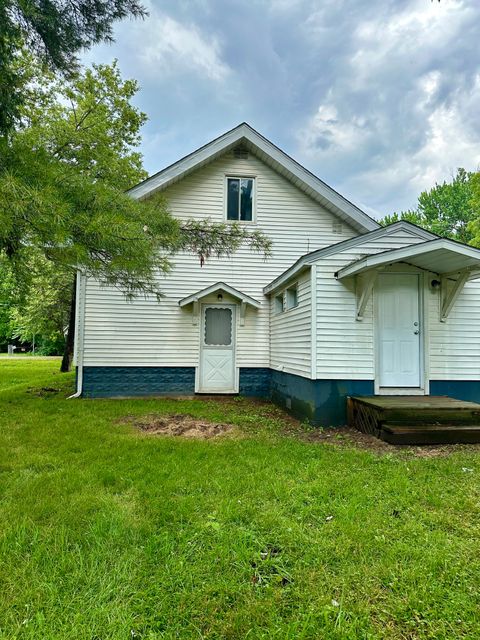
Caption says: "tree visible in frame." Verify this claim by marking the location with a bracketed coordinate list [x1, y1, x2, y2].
[0, 0, 146, 135]
[0, 54, 272, 370]
[19, 57, 148, 190]
[0, 255, 16, 351]
[381, 169, 476, 244]
[466, 173, 480, 247]
[0, 55, 150, 362]
[6, 252, 71, 353]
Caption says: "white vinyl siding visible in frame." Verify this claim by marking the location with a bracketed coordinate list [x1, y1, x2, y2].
[82, 150, 355, 368]
[270, 271, 311, 377]
[428, 280, 480, 380]
[313, 227, 480, 381]
[314, 229, 429, 380]
[81, 145, 480, 384]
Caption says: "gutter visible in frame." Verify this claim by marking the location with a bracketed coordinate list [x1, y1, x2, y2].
[68, 271, 86, 399]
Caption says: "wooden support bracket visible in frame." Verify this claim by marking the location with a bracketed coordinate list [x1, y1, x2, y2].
[356, 271, 378, 321]
[239, 301, 247, 326]
[440, 271, 469, 322]
[192, 299, 199, 325]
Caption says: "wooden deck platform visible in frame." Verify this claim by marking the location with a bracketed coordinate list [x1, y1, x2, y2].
[347, 395, 480, 445]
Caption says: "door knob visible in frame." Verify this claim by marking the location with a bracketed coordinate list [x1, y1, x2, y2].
[414, 330, 419, 335]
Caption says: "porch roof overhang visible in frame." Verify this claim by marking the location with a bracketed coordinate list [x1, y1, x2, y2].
[334, 239, 480, 323]
[179, 282, 261, 326]
[335, 239, 480, 281]
[179, 282, 261, 308]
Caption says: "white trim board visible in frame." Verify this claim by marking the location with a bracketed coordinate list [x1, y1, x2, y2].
[179, 282, 261, 308]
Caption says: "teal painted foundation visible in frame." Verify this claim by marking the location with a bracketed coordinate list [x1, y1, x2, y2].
[80, 367, 478, 427]
[429, 381, 480, 403]
[81, 366, 271, 399]
[271, 371, 374, 426]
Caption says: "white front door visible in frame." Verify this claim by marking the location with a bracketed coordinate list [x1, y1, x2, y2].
[199, 304, 236, 393]
[377, 273, 421, 388]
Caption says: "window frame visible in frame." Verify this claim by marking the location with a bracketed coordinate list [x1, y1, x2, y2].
[224, 175, 256, 223]
[285, 283, 299, 310]
[274, 293, 284, 314]
[274, 283, 299, 315]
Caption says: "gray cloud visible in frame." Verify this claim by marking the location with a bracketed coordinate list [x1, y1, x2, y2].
[83, 0, 480, 218]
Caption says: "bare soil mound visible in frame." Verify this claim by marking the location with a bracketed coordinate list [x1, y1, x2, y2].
[125, 414, 235, 439]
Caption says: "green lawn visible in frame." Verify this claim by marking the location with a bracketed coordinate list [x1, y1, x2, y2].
[0, 360, 479, 639]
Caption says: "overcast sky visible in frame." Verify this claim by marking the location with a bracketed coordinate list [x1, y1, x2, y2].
[83, 0, 480, 219]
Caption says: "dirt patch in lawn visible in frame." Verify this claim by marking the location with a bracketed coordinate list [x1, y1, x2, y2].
[299, 425, 480, 457]
[121, 414, 235, 439]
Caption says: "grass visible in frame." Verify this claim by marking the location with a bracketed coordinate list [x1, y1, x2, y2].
[0, 359, 479, 639]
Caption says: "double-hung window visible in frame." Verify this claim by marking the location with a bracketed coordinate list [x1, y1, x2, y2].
[226, 177, 254, 222]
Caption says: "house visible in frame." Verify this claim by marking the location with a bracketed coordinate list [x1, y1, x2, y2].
[73, 123, 480, 427]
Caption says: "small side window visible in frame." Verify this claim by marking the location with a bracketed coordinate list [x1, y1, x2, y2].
[274, 293, 284, 314]
[286, 284, 298, 310]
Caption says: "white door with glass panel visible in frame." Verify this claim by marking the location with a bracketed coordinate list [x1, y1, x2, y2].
[199, 305, 236, 393]
[377, 273, 421, 388]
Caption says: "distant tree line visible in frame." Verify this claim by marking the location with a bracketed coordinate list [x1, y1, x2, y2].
[381, 168, 480, 245]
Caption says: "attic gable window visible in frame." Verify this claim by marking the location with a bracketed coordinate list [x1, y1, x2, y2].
[226, 177, 254, 222]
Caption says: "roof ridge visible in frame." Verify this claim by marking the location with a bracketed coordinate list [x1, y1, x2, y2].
[127, 123, 380, 234]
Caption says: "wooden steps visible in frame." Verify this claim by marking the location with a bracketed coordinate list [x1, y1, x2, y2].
[347, 395, 480, 445]
[381, 423, 480, 445]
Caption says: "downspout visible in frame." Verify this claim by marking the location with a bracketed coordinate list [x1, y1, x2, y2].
[68, 271, 86, 399]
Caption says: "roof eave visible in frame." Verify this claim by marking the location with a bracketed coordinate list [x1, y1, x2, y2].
[335, 239, 480, 279]
[179, 281, 262, 308]
[127, 123, 379, 234]
[263, 221, 438, 295]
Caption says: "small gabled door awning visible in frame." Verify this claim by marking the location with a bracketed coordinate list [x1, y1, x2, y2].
[334, 239, 480, 322]
[179, 282, 261, 325]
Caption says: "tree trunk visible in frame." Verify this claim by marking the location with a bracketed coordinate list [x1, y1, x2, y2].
[60, 274, 77, 373]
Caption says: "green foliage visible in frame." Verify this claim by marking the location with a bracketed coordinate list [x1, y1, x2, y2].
[34, 334, 66, 355]
[1, 359, 480, 638]
[19, 56, 148, 190]
[465, 173, 480, 248]
[0, 54, 165, 298]
[8, 253, 70, 348]
[1, 54, 271, 295]
[0, 258, 16, 350]
[180, 218, 273, 266]
[0, 251, 67, 352]
[0, 145, 179, 298]
[0, 53, 271, 355]
[0, 0, 146, 135]
[382, 169, 476, 244]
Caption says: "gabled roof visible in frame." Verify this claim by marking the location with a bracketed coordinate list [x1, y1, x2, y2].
[263, 221, 437, 294]
[128, 123, 379, 234]
[335, 238, 480, 280]
[179, 282, 261, 308]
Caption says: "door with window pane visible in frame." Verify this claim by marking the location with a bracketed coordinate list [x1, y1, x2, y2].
[199, 305, 236, 393]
